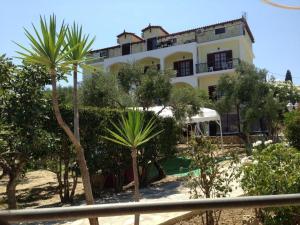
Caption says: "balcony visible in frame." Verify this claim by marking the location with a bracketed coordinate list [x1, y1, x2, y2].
[196, 58, 240, 74]
[196, 23, 244, 44]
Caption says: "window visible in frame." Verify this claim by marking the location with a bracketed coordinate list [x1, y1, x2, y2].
[173, 59, 193, 77]
[220, 112, 239, 134]
[122, 43, 131, 55]
[144, 64, 160, 73]
[207, 50, 232, 71]
[215, 27, 225, 35]
[208, 85, 217, 101]
[147, 37, 157, 51]
[144, 66, 149, 73]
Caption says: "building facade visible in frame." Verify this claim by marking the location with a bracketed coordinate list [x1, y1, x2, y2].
[86, 17, 255, 135]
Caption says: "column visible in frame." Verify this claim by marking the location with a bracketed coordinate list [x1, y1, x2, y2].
[192, 49, 198, 75]
[160, 58, 165, 72]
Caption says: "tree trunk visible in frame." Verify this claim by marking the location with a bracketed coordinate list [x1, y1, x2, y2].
[153, 159, 166, 180]
[6, 174, 18, 209]
[73, 64, 80, 142]
[131, 148, 140, 225]
[50, 69, 99, 225]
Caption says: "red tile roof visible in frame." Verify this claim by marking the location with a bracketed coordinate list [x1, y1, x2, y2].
[157, 17, 254, 43]
[116, 31, 143, 41]
[90, 17, 254, 54]
[141, 25, 169, 34]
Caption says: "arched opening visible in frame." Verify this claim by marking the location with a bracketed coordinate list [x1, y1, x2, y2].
[164, 52, 194, 77]
[136, 57, 160, 72]
[172, 82, 194, 89]
[108, 62, 129, 75]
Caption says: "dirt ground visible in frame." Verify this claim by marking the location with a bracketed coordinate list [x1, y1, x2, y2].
[0, 170, 261, 225]
[0, 170, 85, 209]
[174, 208, 261, 225]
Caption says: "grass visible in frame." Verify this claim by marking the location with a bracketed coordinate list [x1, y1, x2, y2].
[148, 155, 233, 180]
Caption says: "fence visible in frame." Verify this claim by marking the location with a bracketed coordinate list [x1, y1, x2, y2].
[1, 193, 300, 223]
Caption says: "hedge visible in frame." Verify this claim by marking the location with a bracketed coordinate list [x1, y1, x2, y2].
[47, 106, 179, 191]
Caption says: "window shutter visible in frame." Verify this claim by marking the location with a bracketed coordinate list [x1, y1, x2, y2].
[189, 60, 193, 75]
[174, 62, 179, 76]
[226, 50, 233, 61]
[207, 54, 214, 67]
[157, 64, 160, 70]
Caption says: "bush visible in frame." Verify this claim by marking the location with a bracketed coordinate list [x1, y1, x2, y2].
[284, 110, 300, 150]
[186, 137, 238, 225]
[49, 107, 179, 191]
[240, 143, 300, 224]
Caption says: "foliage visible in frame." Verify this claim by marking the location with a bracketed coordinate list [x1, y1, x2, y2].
[170, 86, 211, 121]
[186, 137, 238, 225]
[16, 16, 99, 223]
[56, 86, 73, 105]
[0, 55, 53, 208]
[285, 69, 293, 83]
[103, 109, 163, 225]
[104, 109, 163, 148]
[80, 72, 133, 108]
[269, 79, 300, 105]
[216, 62, 280, 152]
[64, 22, 95, 65]
[217, 62, 268, 131]
[135, 66, 173, 108]
[240, 143, 300, 224]
[284, 110, 300, 150]
[48, 107, 179, 190]
[117, 64, 174, 108]
[117, 63, 143, 94]
[15, 15, 72, 71]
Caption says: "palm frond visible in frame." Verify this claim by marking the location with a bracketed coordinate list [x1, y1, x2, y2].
[104, 109, 163, 149]
[64, 22, 95, 64]
[15, 14, 69, 70]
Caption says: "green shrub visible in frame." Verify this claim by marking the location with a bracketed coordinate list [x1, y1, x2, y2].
[284, 110, 300, 150]
[48, 107, 179, 190]
[240, 143, 300, 224]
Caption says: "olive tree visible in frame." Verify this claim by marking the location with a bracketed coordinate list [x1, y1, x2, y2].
[0, 55, 52, 209]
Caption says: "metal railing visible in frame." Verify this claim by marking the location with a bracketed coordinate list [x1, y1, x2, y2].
[196, 58, 240, 73]
[1, 194, 300, 223]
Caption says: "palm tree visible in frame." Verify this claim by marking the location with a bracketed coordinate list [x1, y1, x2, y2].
[104, 109, 163, 225]
[15, 15, 98, 225]
[65, 23, 95, 141]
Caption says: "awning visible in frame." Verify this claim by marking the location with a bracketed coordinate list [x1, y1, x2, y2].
[137, 106, 221, 123]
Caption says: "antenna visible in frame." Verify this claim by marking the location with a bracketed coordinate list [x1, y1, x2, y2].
[242, 12, 247, 20]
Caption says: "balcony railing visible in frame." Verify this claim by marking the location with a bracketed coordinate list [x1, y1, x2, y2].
[1, 194, 300, 223]
[196, 58, 240, 74]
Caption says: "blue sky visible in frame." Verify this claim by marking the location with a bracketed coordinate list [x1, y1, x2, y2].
[1, 0, 300, 84]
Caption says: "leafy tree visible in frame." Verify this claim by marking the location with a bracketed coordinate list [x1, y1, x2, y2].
[269, 78, 300, 105]
[284, 110, 300, 150]
[216, 62, 272, 153]
[104, 109, 162, 225]
[186, 137, 238, 225]
[135, 66, 173, 108]
[0, 55, 52, 209]
[241, 143, 300, 224]
[117, 63, 211, 120]
[81, 72, 133, 108]
[57, 86, 73, 105]
[117, 64, 174, 108]
[117, 63, 143, 93]
[285, 69, 293, 83]
[170, 85, 211, 121]
[15, 15, 98, 224]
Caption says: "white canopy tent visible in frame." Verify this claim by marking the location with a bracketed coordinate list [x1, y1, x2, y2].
[135, 106, 223, 148]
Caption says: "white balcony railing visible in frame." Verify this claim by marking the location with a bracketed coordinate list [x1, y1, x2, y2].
[1, 194, 300, 223]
